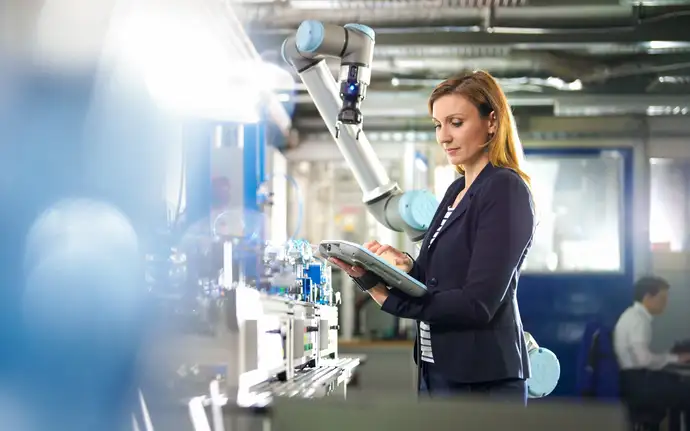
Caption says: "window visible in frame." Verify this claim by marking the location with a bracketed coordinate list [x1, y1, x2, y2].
[522, 151, 624, 273]
[649, 159, 687, 252]
[433, 165, 457, 201]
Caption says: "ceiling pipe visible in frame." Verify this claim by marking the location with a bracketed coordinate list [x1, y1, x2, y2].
[373, 41, 690, 57]
[239, 5, 634, 28]
[292, 91, 690, 117]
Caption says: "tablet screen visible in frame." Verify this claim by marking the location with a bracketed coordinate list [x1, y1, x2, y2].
[330, 241, 426, 291]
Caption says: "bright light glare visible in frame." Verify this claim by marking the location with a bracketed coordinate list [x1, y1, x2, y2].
[118, 9, 261, 122]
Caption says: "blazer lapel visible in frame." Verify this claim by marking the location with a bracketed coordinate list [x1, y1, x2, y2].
[427, 163, 497, 252]
[421, 179, 463, 251]
[426, 193, 471, 254]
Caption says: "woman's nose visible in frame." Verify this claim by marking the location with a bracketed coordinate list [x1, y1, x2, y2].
[437, 127, 452, 145]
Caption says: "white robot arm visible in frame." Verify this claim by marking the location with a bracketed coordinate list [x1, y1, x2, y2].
[282, 21, 438, 242]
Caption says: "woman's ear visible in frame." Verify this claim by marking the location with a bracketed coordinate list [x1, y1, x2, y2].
[488, 111, 498, 135]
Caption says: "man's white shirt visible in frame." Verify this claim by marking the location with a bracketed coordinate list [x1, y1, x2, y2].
[613, 302, 679, 370]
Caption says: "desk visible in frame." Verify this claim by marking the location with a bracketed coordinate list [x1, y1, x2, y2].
[667, 367, 690, 379]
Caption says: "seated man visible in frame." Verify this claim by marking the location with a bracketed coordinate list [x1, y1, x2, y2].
[613, 276, 690, 428]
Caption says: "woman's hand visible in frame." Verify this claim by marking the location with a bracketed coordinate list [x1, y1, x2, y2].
[364, 240, 414, 273]
[327, 253, 390, 306]
[327, 257, 366, 278]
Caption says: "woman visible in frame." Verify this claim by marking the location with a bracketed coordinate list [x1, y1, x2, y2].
[330, 70, 535, 402]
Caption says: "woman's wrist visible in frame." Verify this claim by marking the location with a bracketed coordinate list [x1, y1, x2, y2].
[351, 272, 384, 292]
[403, 252, 415, 273]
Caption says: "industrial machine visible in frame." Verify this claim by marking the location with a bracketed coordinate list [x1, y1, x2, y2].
[141, 238, 359, 430]
[281, 20, 561, 399]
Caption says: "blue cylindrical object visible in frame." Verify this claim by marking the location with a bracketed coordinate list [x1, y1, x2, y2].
[296, 20, 325, 53]
[343, 23, 376, 42]
[398, 190, 439, 231]
[527, 347, 561, 398]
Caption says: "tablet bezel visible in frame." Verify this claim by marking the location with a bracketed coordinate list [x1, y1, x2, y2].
[319, 240, 428, 297]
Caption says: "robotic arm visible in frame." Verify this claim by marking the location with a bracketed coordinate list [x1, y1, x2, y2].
[282, 21, 438, 242]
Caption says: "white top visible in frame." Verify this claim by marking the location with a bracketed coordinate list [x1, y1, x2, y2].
[613, 302, 679, 370]
[419, 205, 454, 364]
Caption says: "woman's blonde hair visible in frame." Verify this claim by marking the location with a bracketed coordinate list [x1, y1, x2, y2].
[428, 70, 530, 186]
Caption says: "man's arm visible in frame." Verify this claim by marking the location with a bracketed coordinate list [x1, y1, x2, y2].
[380, 173, 534, 326]
[629, 318, 679, 370]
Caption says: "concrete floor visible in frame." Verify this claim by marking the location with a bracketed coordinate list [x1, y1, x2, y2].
[340, 341, 417, 396]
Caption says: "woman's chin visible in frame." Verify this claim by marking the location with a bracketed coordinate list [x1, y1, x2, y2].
[446, 155, 467, 165]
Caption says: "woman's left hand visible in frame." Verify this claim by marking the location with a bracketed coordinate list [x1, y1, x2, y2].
[327, 257, 366, 278]
[327, 258, 389, 306]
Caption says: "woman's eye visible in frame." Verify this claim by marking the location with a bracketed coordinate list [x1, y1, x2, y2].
[451, 121, 463, 127]
[433, 124, 441, 130]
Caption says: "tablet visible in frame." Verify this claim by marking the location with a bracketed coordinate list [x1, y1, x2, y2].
[318, 240, 428, 297]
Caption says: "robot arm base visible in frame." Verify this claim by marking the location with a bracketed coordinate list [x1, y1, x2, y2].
[365, 189, 439, 243]
[525, 333, 561, 398]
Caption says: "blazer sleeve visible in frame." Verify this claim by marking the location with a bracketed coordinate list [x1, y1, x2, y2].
[380, 173, 534, 326]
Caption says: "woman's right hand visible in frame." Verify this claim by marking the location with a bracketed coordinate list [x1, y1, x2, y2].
[364, 240, 414, 273]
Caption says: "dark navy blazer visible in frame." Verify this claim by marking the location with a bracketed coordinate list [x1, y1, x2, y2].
[381, 163, 535, 383]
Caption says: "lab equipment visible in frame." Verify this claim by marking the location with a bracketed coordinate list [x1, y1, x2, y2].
[141, 238, 358, 430]
[282, 21, 438, 242]
[319, 240, 428, 297]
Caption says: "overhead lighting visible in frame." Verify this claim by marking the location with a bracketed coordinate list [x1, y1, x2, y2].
[117, 7, 264, 123]
[646, 41, 690, 51]
[658, 76, 690, 84]
[646, 106, 690, 116]
[545, 77, 583, 91]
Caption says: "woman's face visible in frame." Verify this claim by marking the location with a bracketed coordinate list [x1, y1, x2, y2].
[432, 94, 495, 166]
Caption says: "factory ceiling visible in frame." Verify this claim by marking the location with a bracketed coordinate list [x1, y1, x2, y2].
[237, 0, 690, 129]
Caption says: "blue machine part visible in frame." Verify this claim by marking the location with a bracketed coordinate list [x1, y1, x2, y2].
[295, 21, 377, 54]
[398, 190, 439, 231]
[527, 347, 561, 398]
[302, 277, 312, 300]
[343, 23, 376, 41]
[306, 264, 322, 286]
[295, 20, 325, 53]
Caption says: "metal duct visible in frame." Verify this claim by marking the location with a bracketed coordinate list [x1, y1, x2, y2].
[619, 0, 690, 5]
[373, 42, 690, 57]
[374, 44, 512, 58]
[285, 0, 527, 7]
[293, 91, 690, 117]
[238, 5, 632, 28]
[371, 56, 542, 74]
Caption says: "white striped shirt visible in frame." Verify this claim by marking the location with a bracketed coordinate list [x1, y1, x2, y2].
[420, 205, 454, 363]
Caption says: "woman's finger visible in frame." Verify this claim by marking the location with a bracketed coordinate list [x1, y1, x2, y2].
[328, 257, 349, 270]
[364, 240, 380, 252]
[350, 266, 366, 277]
[328, 258, 366, 277]
[376, 244, 392, 255]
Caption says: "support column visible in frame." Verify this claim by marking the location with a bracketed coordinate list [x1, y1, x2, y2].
[632, 121, 651, 279]
[182, 122, 213, 230]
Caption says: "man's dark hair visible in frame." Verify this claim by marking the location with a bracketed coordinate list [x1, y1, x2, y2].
[633, 276, 670, 302]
